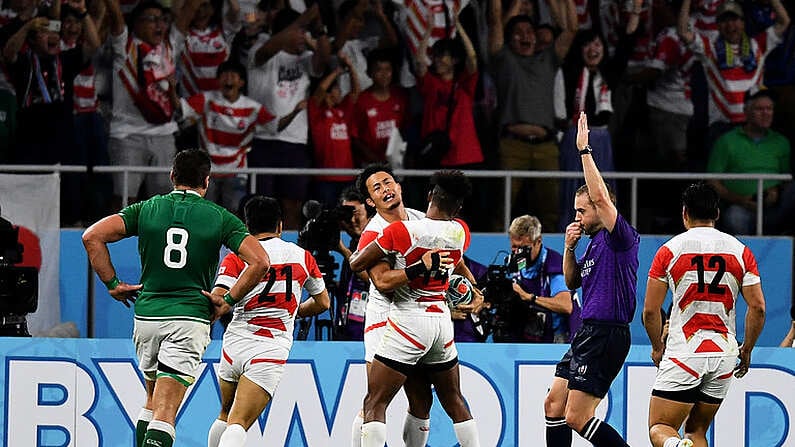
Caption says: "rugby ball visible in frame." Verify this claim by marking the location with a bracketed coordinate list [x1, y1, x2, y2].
[446, 274, 474, 307]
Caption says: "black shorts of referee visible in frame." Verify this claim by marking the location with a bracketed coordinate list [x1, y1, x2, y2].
[555, 320, 631, 398]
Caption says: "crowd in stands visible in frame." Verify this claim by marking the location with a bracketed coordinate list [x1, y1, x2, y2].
[0, 0, 794, 234]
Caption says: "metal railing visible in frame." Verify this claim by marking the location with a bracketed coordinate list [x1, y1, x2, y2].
[1, 164, 790, 235]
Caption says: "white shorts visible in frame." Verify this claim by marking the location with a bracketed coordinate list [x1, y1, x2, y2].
[376, 313, 457, 366]
[363, 306, 389, 363]
[133, 318, 211, 384]
[218, 334, 289, 397]
[653, 355, 737, 400]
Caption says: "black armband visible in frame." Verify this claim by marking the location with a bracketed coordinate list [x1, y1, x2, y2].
[405, 261, 427, 280]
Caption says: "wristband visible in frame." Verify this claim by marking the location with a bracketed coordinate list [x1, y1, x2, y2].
[566, 245, 577, 252]
[223, 292, 237, 306]
[578, 145, 592, 156]
[405, 261, 428, 280]
[104, 276, 121, 290]
[529, 293, 537, 304]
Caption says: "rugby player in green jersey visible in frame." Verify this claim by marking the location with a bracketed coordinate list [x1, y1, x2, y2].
[82, 149, 270, 447]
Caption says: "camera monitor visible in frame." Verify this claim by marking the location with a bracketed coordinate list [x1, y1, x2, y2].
[0, 225, 21, 265]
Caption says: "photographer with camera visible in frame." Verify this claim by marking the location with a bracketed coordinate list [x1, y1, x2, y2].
[502, 215, 579, 343]
[333, 186, 371, 341]
[0, 205, 41, 336]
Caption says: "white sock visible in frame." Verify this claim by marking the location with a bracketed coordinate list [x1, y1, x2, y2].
[218, 424, 247, 447]
[360, 421, 387, 447]
[453, 419, 481, 447]
[207, 419, 227, 447]
[138, 408, 153, 423]
[663, 438, 679, 447]
[351, 413, 364, 447]
[402, 412, 430, 447]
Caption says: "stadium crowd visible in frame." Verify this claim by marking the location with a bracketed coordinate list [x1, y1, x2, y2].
[0, 0, 794, 234]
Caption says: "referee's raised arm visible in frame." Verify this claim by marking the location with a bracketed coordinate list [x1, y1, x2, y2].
[576, 112, 618, 232]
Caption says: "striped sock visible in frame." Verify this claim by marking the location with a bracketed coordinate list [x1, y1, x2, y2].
[579, 417, 628, 447]
[545, 416, 571, 447]
[135, 408, 153, 447]
[142, 420, 176, 447]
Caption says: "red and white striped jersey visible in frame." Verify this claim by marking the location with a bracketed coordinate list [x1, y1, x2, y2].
[375, 217, 471, 316]
[215, 237, 326, 347]
[691, 27, 781, 124]
[646, 27, 694, 116]
[357, 208, 425, 314]
[693, 0, 723, 41]
[181, 91, 275, 175]
[648, 227, 761, 358]
[61, 40, 98, 113]
[179, 24, 238, 96]
[395, 0, 468, 63]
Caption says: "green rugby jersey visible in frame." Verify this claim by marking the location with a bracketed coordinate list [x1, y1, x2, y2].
[120, 190, 248, 323]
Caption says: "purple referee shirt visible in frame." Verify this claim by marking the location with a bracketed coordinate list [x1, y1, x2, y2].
[578, 214, 639, 324]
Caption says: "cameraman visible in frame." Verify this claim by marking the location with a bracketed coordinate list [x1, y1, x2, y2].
[333, 186, 371, 340]
[503, 215, 578, 343]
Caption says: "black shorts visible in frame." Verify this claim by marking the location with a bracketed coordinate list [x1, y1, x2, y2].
[555, 320, 631, 398]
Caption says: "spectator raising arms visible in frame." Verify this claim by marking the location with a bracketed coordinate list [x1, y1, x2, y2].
[308, 51, 359, 206]
[415, 4, 483, 169]
[351, 47, 408, 166]
[105, 0, 201, 206]
[678, 0, 790, 142]
[489, 0, 577, 232]
[178, 59, 276, 212]
[178, 0, 242, 96]
[247, 4, 330, 229]
[554, 2, 642, 231]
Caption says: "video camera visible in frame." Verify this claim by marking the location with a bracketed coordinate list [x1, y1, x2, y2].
[477, 247, 537, 342]
[296, 200, 355, 341]
[297, 200, 355, 255]
[0, 219, 38, 336]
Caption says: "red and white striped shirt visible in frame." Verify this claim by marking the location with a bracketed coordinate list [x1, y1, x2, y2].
[181, 91, 276, 175]
[358, 208, 425, 314]
[395, 0, 467, 62]
[691, 27, 781, 124]
[375, 217, 471, 316]
[215, 237, 326, 346]
[61, 40, 98, 113]
[646, 27, 695, 116]
[693, 0, 724, 41]
[179, 23, 239, 96]
[648, 227, 760, 358]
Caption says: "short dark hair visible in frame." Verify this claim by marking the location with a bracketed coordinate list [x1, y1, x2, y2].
[337, 0, 360, 22]
[216, 59, 247, 81]
[244, 195, 282, 234]
[271, 8, 300, 34]
[429, 170, 471, 214]
[172, 149, 211, 188]
[682, 182, 719, 221]
[504, 14, 534, 42]
[339, 184, 365, 205]
[130, 1, 166, 25]
[356, 163, 395, 200]
[366, 47, 397, 76]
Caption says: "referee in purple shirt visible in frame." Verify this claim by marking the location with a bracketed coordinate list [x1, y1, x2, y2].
[542, 112, 640, 447]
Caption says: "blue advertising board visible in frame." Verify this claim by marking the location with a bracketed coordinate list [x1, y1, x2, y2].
[2, 339, 794, 446]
